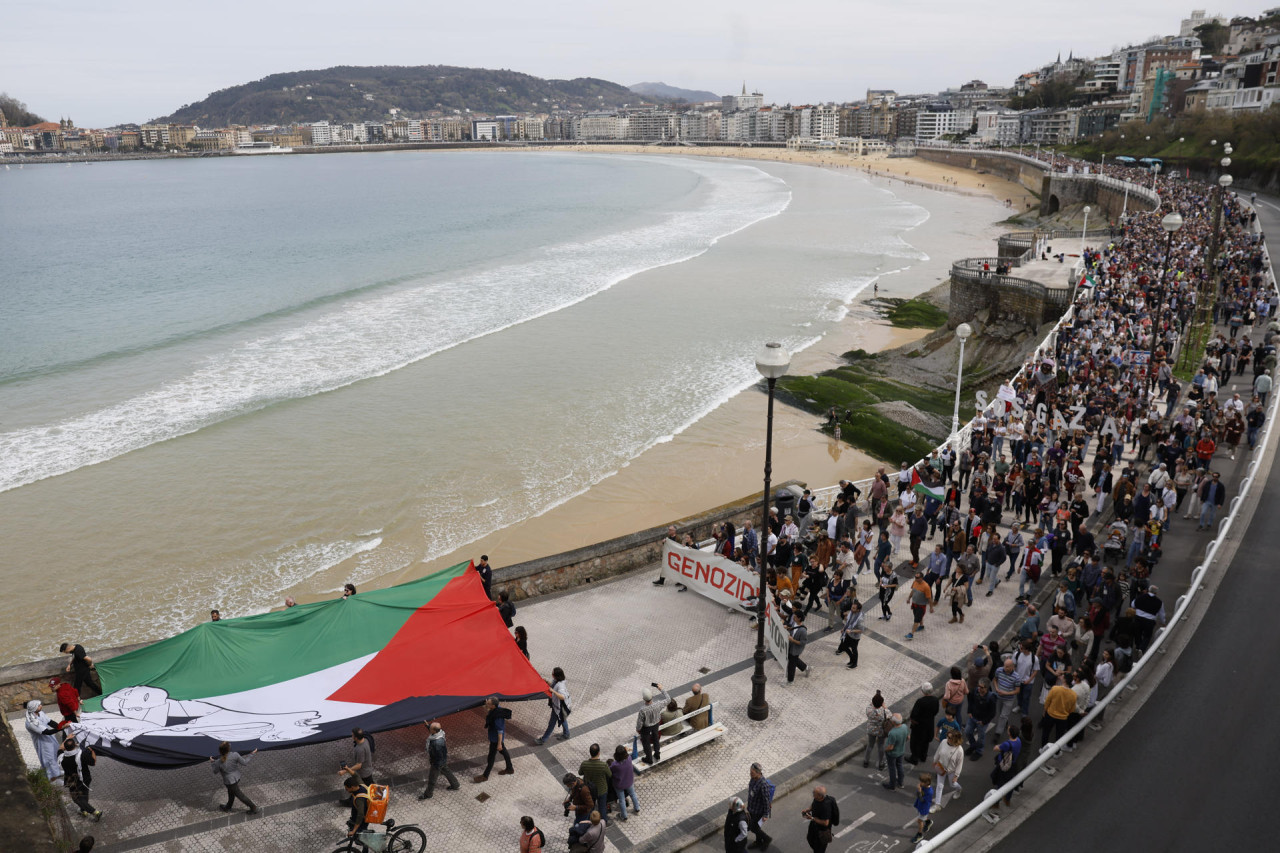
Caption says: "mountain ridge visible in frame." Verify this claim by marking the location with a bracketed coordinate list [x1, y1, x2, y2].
[628, 81, 720, 103]
[153, 65, 680, 127]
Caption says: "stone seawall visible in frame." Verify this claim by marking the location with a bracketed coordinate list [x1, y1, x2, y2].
[915, 147, 1049, 196]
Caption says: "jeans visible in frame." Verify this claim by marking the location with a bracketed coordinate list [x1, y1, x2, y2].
[540, 707, 570, 741]
[1018, 568, 1034, 598]
[964, 716, 988, 756]
[985, 565, 1003, 593]
[1017, 682, 1033, 716]
[484, 742, 511, 776]
[1199, 501, 1218, 528]
[886, 754, 905, 788]
[615, 785, 639, 819]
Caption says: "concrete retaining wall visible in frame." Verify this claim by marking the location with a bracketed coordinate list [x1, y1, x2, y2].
[915, 148, 1049, 196]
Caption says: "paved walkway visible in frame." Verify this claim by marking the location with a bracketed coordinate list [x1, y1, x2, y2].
[14, 532, 1030, 852]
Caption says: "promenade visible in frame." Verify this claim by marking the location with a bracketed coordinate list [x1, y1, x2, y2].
[11, 541, 1031, 853]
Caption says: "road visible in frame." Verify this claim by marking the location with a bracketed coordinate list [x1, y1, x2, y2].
[988, 191, 1279, 853]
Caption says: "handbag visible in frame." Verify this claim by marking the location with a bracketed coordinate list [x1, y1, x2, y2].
[818, 828, 834, 844]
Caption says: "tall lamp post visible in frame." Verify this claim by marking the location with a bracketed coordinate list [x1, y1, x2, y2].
[748, 341, 790, 722]
[951, 323, 973, 436]
[1151, 161, 1162, 191]
[1080, 205, 1091, 256]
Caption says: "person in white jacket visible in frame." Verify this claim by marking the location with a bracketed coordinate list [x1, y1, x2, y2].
[931, 729, 965, 812]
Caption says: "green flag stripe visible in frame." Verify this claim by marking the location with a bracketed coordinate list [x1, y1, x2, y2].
[85, 561, 471, 707]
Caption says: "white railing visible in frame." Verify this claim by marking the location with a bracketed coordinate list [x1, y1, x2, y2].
[915, 211, 1276, 852]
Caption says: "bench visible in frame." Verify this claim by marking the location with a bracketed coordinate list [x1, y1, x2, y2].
[631, 701, 726, 772]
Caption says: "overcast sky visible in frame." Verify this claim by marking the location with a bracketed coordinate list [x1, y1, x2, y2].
[4, 1, 1266, 127]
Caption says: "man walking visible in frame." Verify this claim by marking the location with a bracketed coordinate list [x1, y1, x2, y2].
[418, 721, 460, 800]
[746, 762, 775, 850]
[337, 728, 374, 804]
[802, 785, 838, 853]
[1197, 471, 1227, 530]
[475, 696, 514, 782]
[635, 682, 669, 765]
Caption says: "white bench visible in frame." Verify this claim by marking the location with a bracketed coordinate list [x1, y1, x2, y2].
[632, 701, 726, 772]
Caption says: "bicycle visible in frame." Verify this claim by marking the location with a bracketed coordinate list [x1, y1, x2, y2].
[330, 819, 426, 853]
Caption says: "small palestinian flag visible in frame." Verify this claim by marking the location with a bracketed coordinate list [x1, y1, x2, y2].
[911, 469, 945, 502]
[1078, 272, 1098, 288]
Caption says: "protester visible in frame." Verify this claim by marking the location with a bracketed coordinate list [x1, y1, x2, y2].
[476, 696, 514, 782]
[519, 816, 545, 853]
[210, 741, 258, 814]
[419, 722, 461, 800]
[24, 700, 62, 781]
[535, 667, 571, 744]
[609, 746, 638, 820]
[746, 762, 775, 849]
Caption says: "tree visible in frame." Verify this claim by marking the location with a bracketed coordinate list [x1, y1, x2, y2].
[0, 93, 46, 127]
[1193, 21, 1228, 56]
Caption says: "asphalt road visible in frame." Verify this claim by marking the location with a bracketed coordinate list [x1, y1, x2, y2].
[991, 193, 1280, 853]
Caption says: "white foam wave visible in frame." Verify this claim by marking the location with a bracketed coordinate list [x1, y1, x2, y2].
[0, 160, 791, 493]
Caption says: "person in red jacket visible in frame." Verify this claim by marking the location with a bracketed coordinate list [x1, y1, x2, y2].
[53, 677, 81, 722]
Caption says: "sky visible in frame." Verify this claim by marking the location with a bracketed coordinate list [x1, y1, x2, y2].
[3, 1, 1267, 127]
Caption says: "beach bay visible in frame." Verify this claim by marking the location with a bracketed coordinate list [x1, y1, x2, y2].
[0, 149, 1011, 663]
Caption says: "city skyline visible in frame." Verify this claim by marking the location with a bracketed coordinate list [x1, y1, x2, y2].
[7, 0, 1262, 128]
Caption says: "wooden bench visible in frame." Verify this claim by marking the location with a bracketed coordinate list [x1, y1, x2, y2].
[631, 701, 726, 772]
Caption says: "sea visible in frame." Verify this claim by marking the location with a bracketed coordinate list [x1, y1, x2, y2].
[0, 150, 1008, 663]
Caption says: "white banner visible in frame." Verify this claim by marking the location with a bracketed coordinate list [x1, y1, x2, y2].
[764, 602, 790, 670]
[661, 541, 759, 609]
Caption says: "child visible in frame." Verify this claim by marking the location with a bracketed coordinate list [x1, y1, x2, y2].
[946, 573, 967, 624]
[911, 772, 934, 843]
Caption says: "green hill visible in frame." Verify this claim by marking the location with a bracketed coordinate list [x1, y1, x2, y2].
[152, 65, 646, 126]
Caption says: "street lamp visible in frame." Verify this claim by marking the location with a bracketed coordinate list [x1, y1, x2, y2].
[1160, 212, 1183, 282]
[951, 323, 973, 435]
[1081, 205, 1091, 256]
[748, 341, 790, 722]
[1151, 161, 1162, 191]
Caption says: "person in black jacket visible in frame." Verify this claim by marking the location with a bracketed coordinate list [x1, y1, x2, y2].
[907, 683, 940, 765]
[964, 679, 997, 759]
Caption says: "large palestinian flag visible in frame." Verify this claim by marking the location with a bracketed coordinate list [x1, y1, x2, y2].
[72, 561, 548, 767]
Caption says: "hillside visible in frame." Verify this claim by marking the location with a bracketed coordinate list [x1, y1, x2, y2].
[0, 93, 45, 127]
[628, 81, 720, 103]
[152, 65, 646, 126]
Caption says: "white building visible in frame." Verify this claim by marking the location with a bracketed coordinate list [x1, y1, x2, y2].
[722, 84, 764, 112]
[573, 113, 629, 140]
[310, 121, 332, 145]
[1180, 9, 1228, 38]
[797, 105, 839, 139]
[914, 105, 958, 142]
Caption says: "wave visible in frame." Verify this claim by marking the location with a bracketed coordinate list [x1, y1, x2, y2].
[0, 160, 790, 494]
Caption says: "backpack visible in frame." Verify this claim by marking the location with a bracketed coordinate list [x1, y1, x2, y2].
[358, 783, 390, 824]
[365, 732, 376, 754]
[529, 828, 546, 848]
[997, 747, 1014, 772]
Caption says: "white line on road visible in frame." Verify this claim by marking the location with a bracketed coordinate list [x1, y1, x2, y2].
[838, 787, 862, 802]
[1260, 199, 1280, 212]
[836, 810, 876, 837]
